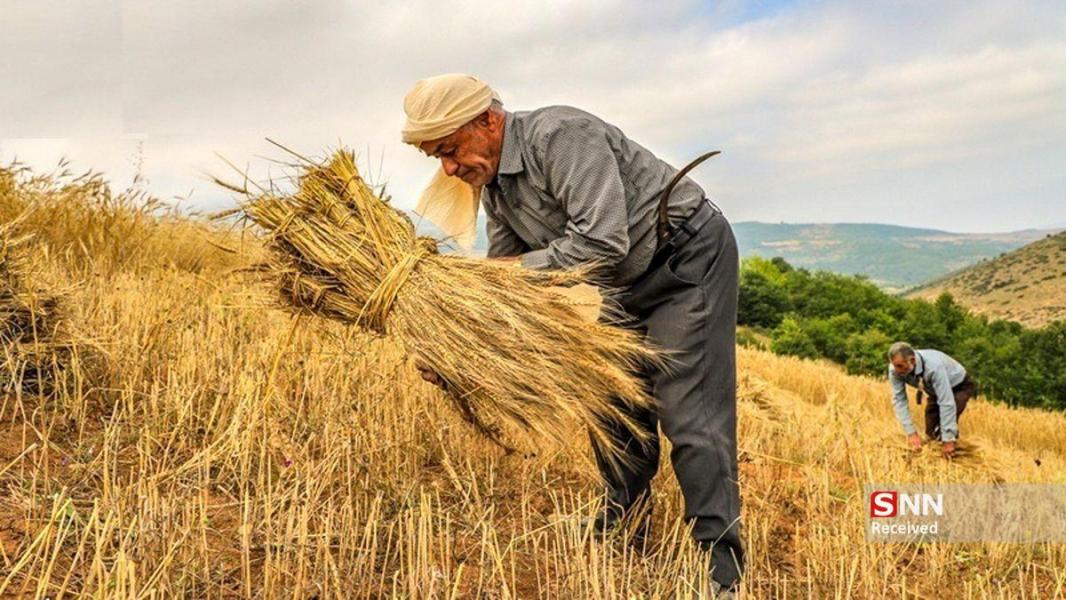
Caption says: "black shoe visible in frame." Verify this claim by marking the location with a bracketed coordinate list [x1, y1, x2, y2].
[579, 500, 653, 552]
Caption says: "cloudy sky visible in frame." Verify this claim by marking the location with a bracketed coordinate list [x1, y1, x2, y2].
[2, 0, 1064, 232]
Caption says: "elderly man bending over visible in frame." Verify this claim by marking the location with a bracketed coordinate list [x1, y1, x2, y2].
[401, 73, 744, 595]
[888, 342, 979, 458]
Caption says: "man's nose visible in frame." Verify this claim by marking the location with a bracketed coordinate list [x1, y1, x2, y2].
[441, 157, 459, 176]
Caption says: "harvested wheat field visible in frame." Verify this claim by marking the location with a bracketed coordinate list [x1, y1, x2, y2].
[0, 161, 1064, 599]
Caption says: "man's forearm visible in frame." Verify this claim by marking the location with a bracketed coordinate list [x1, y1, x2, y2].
[890, 375, 916, 435]
[938, 398, 959, 442]
[931, 372, 959, 442]
[519, 233, 628, 272]
[520, 248, 554, 270]
[892, 395, 917, 435]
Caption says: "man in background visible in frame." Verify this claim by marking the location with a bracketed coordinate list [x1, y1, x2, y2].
[888, 342, 979, 458]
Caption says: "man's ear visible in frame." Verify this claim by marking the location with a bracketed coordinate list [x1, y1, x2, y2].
[475, 109, 499, 131]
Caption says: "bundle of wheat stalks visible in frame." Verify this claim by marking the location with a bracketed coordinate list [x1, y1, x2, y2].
[0, 218, 70, 394]
[222, 147, 658, 464]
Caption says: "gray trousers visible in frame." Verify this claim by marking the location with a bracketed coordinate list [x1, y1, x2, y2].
[593, 208, 744, 588]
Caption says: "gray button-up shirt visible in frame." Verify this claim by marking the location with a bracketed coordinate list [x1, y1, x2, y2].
[481, 106, 706, 287]
[889, 349, 968, 442]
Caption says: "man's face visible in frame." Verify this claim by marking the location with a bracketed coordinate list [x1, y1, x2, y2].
[891, 354, 915, 376]
[419, 110, 504, 188]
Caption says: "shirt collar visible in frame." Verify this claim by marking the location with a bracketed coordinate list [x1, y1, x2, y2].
[496, 111, 524, 176]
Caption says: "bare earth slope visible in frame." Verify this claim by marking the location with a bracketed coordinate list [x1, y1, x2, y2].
[909, 231, 1066, 327]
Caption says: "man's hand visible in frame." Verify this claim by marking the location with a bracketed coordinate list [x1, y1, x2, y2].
[941, 441, 956, 458]
[415, 359, 449, 391]
[907, 432, 922, 451]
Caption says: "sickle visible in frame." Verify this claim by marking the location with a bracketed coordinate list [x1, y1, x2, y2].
[656, 150, 721, 250]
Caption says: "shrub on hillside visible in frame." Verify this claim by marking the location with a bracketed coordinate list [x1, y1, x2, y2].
[844, 329, 893, 376]
[771, 316, 819, 360]
[738, 267, 790, 328]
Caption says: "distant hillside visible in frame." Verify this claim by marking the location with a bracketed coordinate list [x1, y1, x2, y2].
[731, 222, 1057, 292]
[908, 231, 1066, 327]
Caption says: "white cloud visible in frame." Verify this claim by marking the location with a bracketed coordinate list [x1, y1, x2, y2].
[2, 0, 1064, 232]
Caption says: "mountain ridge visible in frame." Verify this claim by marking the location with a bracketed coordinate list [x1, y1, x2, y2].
[907, 230, 1066, 327]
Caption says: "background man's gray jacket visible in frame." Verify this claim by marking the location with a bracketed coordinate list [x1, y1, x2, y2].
[890, 349, 968, 442]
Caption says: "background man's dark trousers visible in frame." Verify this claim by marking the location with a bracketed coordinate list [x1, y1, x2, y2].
[592, 206, 744, 590]
[924, 375, 978, 441]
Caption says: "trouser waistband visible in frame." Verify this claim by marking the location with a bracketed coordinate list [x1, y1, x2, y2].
[646, 198, 720, 273]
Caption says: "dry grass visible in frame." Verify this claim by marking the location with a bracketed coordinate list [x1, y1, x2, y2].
[0, 215, 73, 396]
[0, 161, 1063, 598]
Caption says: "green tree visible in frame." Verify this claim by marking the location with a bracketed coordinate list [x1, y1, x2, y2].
[844, 329, 893, 376]
[934, 293, 965, 335]
[802, 314, 858, 363]
[896, 299, 952, 353]
[1013, 322, 1066, 410]
[771, 316, 819, 359]
[738, 268, 790, 328]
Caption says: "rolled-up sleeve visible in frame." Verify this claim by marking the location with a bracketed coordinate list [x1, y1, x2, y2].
[890, 368, 917, 435]
[520, 119, 630, 272]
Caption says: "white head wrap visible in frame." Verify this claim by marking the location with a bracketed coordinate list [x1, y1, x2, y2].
[402, 74, 500, 250]
[402, 73, 501, 144]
